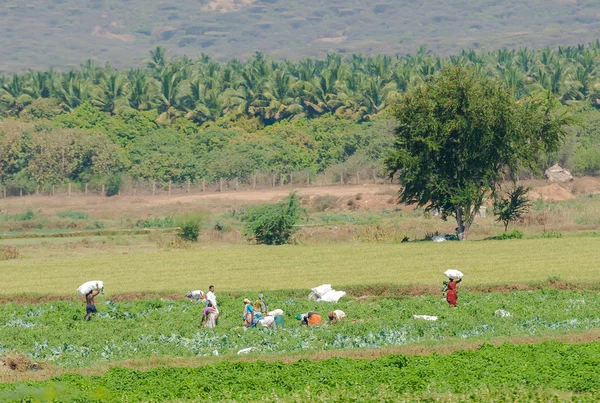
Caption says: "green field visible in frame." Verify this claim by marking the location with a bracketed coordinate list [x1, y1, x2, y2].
[2, 237, 599, 295]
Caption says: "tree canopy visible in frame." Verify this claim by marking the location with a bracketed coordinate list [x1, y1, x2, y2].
[386, 66, 569, 240]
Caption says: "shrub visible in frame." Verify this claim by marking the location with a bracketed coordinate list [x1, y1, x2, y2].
[57, 210, 89, 220]
[493, 185, 531, 232]
[312, 195, 338, 212]
[17, 209, 35, 221]
[243, 193, 304, 245]
[489, 229, 524, 240]
[176, 214, 204, 242]
[105, 174, 122, 197]
[140, 216, 175, 228]
[0, 245, 19, 260]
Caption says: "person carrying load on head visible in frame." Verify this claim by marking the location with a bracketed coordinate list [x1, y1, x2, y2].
[186, 290, 205, 304]
[84, 282, 101, 321]
[255, 293, 268, 315]
[445, 277, 462, 307]
[201, 301, 218, 328]
[327, 310, 346, 324]
[242, 298, 254, 328]
[296, 311, 322, 327]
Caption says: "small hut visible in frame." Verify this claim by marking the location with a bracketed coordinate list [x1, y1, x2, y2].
[544, 164, 573, 183]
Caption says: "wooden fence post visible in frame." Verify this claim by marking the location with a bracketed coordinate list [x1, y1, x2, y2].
[307, 173, 310, 187]
[253, 176, 256, 190]
[2, 186, 6, 198]
[85, 183, 88, 196]
[187, 178, 190, 194]
[280, 174, 284, 187]
[202, 178, 205, 192]
[19, 188, 22, 197]
[372, 169, 376, 184]
[272, 174, 276, 188]
[234, 177, 238, 191]
[356, 171, 360, 185]
[101, 184, 105, 196]
[68, 182, 71, 197]
[168, 180, 172, 195]
[152, 181, 156, 195]
[340, 171, 343, 186]
[36, 186, 39, 195]
[219, 178, 223, 192]
[52, 185, 55, 196]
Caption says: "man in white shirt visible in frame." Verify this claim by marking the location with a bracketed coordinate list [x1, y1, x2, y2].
[206, 285, 218, 313]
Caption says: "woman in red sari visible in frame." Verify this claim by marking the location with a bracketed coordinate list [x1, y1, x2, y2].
[446, 278, 462, 307]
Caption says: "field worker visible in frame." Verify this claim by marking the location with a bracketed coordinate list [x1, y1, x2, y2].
[186, 290, 205, 304]
[258, 293, 268, 314]
[327, 310, 346, 324]
[242, 298, 254, 328]
[446, 277, 462, 307]
[84, 282, 101, 321]
[201, 301, 218, 328]
[206, 285, 218, 313]
[296, 311, 322, 327]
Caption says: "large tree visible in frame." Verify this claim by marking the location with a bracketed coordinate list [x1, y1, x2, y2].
[386, 66, 569, 240]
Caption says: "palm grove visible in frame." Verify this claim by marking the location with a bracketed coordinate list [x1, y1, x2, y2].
[0, 44, 599, 196]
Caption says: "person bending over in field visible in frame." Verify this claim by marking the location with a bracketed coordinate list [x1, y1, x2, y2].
[296, 312, 322, 327]
[201, 301, 218, 328]
[242, 298, 254, 328]
[84, 283, 101, 321]
[327, 310, 346, 324]
[445, 278, 462, 307]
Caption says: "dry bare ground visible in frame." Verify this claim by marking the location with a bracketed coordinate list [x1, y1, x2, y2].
[2, 177, 598, 216]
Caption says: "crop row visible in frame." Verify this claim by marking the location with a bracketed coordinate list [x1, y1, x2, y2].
[1, 289, 599, 368]
[1, 341, 600, 402]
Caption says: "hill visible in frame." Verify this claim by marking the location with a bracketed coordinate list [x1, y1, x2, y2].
[1, 0, 600, 72]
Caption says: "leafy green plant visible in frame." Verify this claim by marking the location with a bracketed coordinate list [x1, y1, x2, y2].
[493, 185, 531, 232]
[176, 214, 203, 242]
[488, 229, 524, 240]
[105, 174, 122, 197]
[243, 193, 304, 245]
[57, 210, 90, 220]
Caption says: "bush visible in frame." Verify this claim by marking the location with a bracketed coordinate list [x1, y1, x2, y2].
[176, 214, 204, 242]
[243, 193, 304, 245]
[140, 216, 175, 228]
[105, 174, 122, 197]
[57, 210, 89, 220]
[312, 195, 338, 212]
[489, 229, 524, 240]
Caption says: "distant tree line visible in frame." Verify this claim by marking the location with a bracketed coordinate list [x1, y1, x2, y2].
[1, 44, 600, 193]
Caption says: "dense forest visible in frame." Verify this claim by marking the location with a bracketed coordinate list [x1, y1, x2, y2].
[1, 44, 600, 195]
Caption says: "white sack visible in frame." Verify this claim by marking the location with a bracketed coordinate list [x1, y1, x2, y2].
[311, 284, 332, 297]
[237, 347, 255, 355]
[187, 290, 205, 300]
[77, 281, 104, 295]
[432, 235, 446, 242]
[444, 269, 464, 280]
[494, 309, 511, 317]
[268, 309, 284, 317]
[413, 315, 438, 321]
[319, 290, 346, 302]
[259, 316, 275, 328]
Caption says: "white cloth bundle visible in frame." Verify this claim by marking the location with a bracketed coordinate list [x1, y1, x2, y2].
[309, 284, 346, 302]
[259, 316, 275, 328]
[268, 309, 284, 317]
[319, 290, 346, 302]
[413, 315, 438, 321]
[444, 269, 464, 280]
[77, 281, 104, 295]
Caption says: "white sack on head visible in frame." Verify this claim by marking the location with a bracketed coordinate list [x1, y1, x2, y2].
[268, 309, 284, 317]
[187, 290, 205, 299]
[77, 281, 104, 295]
[444, 269, 464, 280]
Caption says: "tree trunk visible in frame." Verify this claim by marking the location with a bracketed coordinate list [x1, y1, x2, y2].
[456, 208, 466, 241]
